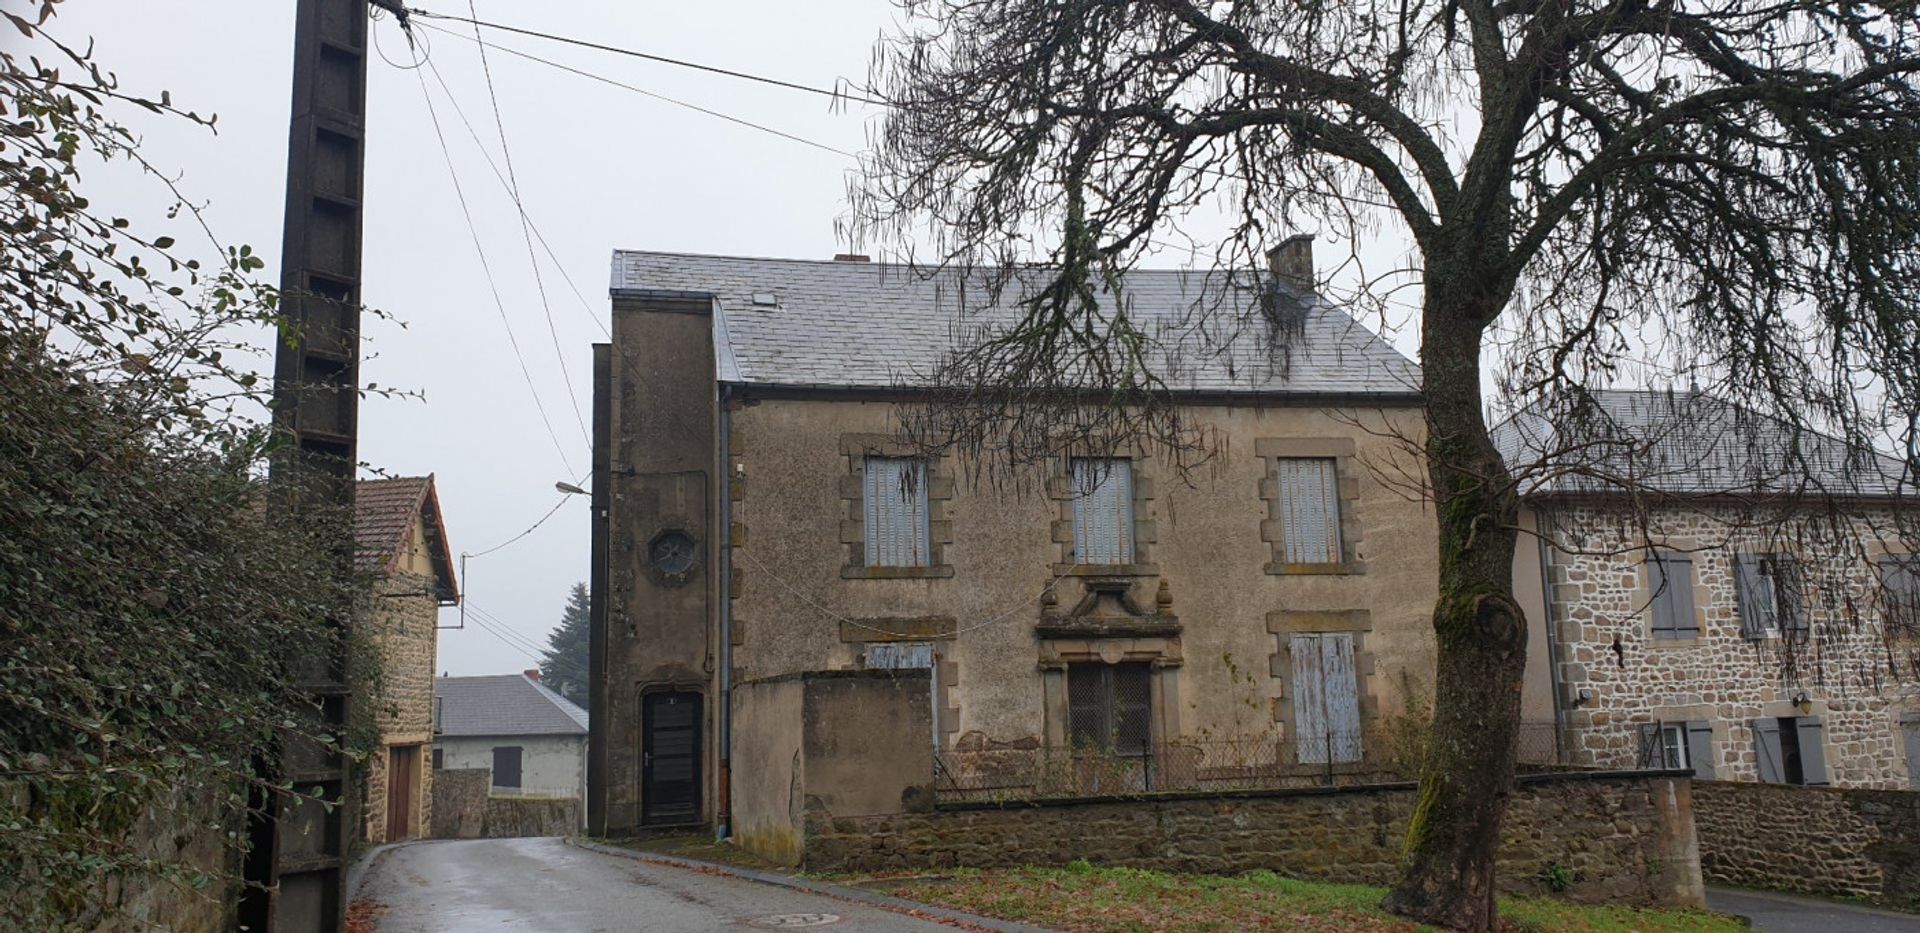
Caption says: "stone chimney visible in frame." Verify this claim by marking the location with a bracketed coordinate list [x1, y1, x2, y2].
[1267, 234, 1314, 293]
[523, 669, 540, 682]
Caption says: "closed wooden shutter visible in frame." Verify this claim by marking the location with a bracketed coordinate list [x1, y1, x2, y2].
[1752, 719, 1784, 783]
[1071, 459, 1135, 565]
[1774, 557, 1807, 641]
[864, 458, 929, 567]
[1794, 717, 1829, 785]
[1685, 721, 1715, 779]
[1277, 458, 1342, 564]
[1880, 555, 1919, 635]
[1902, 720, 1920, 791]
[1291, 633, 1361, 764]
[1649, 552, 1698, 639]
[1733, 553, 1775, 639]
[492, 745, 523, 789]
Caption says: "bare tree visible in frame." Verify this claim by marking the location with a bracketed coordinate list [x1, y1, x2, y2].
[853, 1, 1920, 927]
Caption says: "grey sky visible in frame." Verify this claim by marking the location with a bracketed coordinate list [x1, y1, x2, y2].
[47, 0, 1423, 675]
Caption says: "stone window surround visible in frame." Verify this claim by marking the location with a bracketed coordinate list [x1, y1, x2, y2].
[837, 434, 955, 579]
[1256, 438, 1366, 575]
[1038, 637, 1182, 747]
[1048, 449, 1159, 577]
[1629, 541, 1719, 648]
[1266, 610, 1379, 759]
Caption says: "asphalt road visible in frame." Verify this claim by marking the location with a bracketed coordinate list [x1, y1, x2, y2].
[356, 836, 955, 932]
[1706, 887, 1920, 933]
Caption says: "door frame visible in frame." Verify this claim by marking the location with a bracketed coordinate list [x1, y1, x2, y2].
[640, 689, 703, 826]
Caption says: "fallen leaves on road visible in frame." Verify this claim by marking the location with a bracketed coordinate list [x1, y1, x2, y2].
[345, 899, 387, 933]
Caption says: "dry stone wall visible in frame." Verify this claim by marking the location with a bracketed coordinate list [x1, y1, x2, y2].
[1694, 780, 1920, 910]
[804, 772, 1705, 908]
[1542, 503, 1920, 787]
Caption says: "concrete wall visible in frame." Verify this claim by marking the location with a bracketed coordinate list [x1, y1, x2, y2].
[726, 398, 1439, 758]
[600, 294, 719, 836]
[436, 734, 587, 804]
[360, 552, 439, 844]
[730, 669, 934, 866]
[1517, 502, 1920, 787]
[1694, 780, 1920, 909]
[806, 772, 1703, 907]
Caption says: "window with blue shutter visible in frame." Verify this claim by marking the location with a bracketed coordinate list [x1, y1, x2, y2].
[1647, 551, 1698, 639]
[1071, 459, 1135, 564]
[1277, 458, 1343, 564]
[863, 457, 930, 567]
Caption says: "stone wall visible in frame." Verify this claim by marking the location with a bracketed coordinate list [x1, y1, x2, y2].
[1526, 502, 1920, 788]
[430, 767, 581, 839]
[1694, 779, 1920, 909]
[360, 566, 439, 843]
[93, 783, 236, 932]
[806, 772, 1704, 907]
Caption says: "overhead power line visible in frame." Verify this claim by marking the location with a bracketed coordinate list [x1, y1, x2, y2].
[405, 5, 893, 107]
[413, 21, 857, 158]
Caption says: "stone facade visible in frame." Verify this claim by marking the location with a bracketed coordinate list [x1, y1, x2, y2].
[358, 494, 454, 844]
[1518, 501, 1920, 788]
[805, 773, 1704, 907]
[429, 768, 580, 839]
[1694, 780, 1920, 909]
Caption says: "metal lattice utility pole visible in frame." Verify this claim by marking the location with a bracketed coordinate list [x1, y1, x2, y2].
[242, 1, 404, 929]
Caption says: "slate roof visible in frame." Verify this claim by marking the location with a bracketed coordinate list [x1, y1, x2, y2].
[610, 251, 1421, 397]
[355, 475, 459, 602]
[1490, 389, 1912, 499]
[435, 673, 589, 738]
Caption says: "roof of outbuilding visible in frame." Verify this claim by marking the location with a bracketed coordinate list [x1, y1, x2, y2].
[354, 475, 459, 602]
[1490, 389, 1912, 499]
[434, 673, 589, 738]
[609, 251, 1421, 397]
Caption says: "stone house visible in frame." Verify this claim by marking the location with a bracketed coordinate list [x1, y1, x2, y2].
[433, 672, 590, 826]
[588, 244, 1443, 837]
[354, 474, 459, 844]
[1499, 390, 1920, 789]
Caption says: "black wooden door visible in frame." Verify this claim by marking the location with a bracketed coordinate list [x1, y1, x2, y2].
[642, 692, 701, 825]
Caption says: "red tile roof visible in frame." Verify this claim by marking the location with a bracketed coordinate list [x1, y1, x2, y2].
[355, 475, 459, 602]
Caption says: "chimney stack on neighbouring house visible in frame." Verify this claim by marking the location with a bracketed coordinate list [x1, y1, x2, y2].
[1267, 234, 1315, 293]
[523, 669, 540, 682]
[832, 253, 871, 263]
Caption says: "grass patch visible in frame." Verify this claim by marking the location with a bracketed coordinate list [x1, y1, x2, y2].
[834, 862, 1745, 932]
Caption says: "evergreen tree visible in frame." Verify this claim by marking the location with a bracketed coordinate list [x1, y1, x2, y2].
[540, 583, 591, 706]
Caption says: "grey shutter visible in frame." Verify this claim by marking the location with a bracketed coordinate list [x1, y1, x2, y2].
[1733, 553, 1775, 639]
[1902, 720, 1920, 791]
[1774, 557, 1807, 641]
[1278, 458, 1342, 564]
[1685, 721, 1715, 779]
[1637, 722, 1662, 768]
[1320, 633, 1362, 763]
[1794, 717, 1829, 785]
[1072, 459, 1134, 565]
[1650, 553, 1697, 639]
[864, 458, 929, 567]
[1752, 718, 1785, 783]
[1291, 634, 1328, 764]
[1880, 556, 1919, 634]
[867, 642, 932, 669]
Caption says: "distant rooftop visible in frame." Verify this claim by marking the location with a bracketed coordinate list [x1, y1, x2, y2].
[609, 251, 1421, 398]
[1491, 388, 1912, 499]
[435, 673, 588, 738]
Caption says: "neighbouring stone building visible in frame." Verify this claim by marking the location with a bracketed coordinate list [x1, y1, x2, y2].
[589, 243, 1445, 837]
[433, 671, 590, 828]
[1499, 390, 1920, 789]
[355, 475, 459, 844]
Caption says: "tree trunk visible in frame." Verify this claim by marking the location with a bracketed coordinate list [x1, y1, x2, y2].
[1380, 286, 1528, 931]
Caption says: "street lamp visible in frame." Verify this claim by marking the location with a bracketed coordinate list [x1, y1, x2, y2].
[555, 481, 588, 496]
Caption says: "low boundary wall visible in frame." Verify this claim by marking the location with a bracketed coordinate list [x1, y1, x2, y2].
[431, 767, 579, 839]
[1694, 780, 1920, 910]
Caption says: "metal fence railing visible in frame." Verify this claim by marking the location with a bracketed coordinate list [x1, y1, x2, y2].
[934, 723, 1584, 804]
[934, 733, 1389, 803]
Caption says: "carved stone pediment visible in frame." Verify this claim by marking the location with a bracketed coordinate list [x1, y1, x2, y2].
[1036, 578, 1180, 639]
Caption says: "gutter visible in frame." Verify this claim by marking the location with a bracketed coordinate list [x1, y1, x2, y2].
[716, 381, 734, 841]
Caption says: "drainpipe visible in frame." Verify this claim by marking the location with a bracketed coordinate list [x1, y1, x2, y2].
[716, 382, 734, 841]
[1536, 505, 1568, 760]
